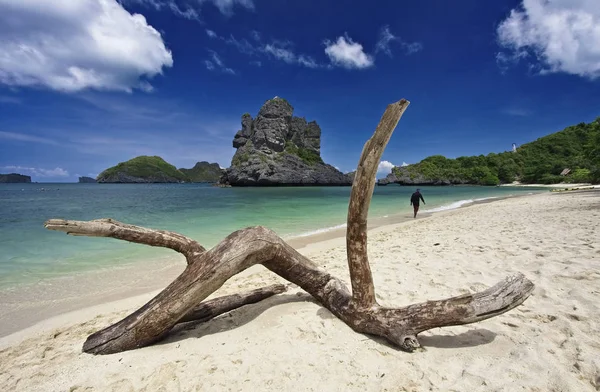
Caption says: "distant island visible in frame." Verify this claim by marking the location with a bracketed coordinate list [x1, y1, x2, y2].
[0, 173, 31, 183]
[78, 176, 97, 183]
[179, 161, 223, 183]
[97, 156, 222, 183]
[380, 117, 600, 186]
[218, 97, 352, 186]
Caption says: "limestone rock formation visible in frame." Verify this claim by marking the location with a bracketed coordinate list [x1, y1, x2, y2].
[78, 176, 97, 183]
[220, 97, 352, 186]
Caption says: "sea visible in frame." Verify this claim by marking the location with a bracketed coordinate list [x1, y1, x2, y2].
[0, 183, 545, 288]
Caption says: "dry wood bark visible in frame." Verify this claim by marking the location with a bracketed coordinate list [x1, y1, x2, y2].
[45, 99, 534, 355]
[179, 283, 287, 324]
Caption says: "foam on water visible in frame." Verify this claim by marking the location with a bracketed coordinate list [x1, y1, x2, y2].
[291, 223, 347, 238]
[474, 196, 498, 202]
[422, 199, 474, 213]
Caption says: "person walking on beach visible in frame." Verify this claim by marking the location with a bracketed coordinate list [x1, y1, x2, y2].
[410, 189, 425, 218]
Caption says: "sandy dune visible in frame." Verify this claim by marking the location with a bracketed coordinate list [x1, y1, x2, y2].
[1, 190, 599, 391]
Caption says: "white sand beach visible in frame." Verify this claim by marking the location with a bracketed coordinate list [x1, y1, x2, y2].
[1, 190, 599, 391]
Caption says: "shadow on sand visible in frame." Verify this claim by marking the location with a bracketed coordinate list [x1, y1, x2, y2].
[158, 292, 317, 345]
[158, 288, 498, 352]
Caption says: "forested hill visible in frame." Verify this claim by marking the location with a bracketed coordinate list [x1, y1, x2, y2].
[383, 118, 600, 185]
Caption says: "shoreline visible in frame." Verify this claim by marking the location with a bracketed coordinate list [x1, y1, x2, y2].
[500, 182, 598, 188]
[0, 191, 538, 339]
[1, 189, 598, 391]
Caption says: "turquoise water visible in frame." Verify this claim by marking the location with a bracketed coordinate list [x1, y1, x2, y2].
[0, 183, 544, 287]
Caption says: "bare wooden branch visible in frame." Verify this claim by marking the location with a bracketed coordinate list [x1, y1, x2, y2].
[45, 218, 205, 262]
[347, 99, 410, 307]
[179, 283, 288, 323]
[44, 98, 535, 356]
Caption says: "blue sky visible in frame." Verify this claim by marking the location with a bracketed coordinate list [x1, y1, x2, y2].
[1, 0, 599, 182]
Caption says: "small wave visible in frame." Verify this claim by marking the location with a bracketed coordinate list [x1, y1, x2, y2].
[422, 199, 474, 213]
[474, 196, 498, 202]
[292, 223, 347, 238]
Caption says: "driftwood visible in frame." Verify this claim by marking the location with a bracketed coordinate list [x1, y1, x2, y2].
[45, 99, 534, 355]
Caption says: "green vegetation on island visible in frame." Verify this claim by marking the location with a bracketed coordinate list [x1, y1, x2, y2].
[97, 156, 189, 183]
[284, 141, 324, 165]
[388, 118, 600, 185]
[179, 161, 223, 183]
[97, 156, 223, 183]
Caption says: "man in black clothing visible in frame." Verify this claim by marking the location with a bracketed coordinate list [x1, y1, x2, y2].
[410, 189, 425, 218]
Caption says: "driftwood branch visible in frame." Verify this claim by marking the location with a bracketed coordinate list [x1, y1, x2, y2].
[179, 283, 288, 324]
[347, 99, 410, 307]
[45, 218, 205, 262]
[45, 99, 534, 355]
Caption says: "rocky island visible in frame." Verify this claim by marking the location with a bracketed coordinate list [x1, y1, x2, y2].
[97, 156, 223, 183]
[179, 161, 223, 183]
[97, 156, 189, 183]
[78, 176, 97, 183]
[0, 173, 31, 183]
[219, 97, 352, 186]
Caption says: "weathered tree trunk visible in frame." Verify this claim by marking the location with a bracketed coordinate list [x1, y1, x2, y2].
[179, 284, 288, 324]
[45, 99, 534, 355]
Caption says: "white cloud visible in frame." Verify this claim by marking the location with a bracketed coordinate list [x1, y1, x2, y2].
[224, 35, 258, 55]
[324, 35, 374, 69]
[209, 30, 320, 68]
[205, 0, 254, 16]
[400, 162, 409, 167]
[297, 55, 319, 69]
[497, 0, 600, 79]
[0, 131, 59, 145]
[0, 0, 173, 93]
[377, 160, 395, 175]
[1, 165, 69, 177]
[122, 0, 252, 18]
[204, 60, 215, 71]
[375, 26, 422, 57]
[167, 1, 199, 19]
[264, 44, 296, 63]
[263, 43, 320, 68]
[206, 51, 235, 74]
[134, 0, 200, 20]
[206, 27, 422, 71]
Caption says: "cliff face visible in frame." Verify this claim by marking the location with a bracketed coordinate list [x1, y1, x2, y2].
[97, 156, 189, 183]
[220, 97, 352, 186]
[0, 173, 32, 183]
[78, 176, 97, 183]
[179, 161, 223, 183]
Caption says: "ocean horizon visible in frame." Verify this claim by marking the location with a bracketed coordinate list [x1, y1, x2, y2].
[0, 183, 544, 288]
